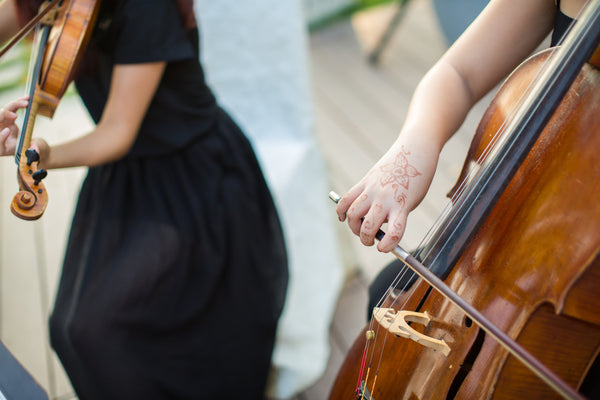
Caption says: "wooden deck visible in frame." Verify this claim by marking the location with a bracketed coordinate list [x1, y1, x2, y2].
[297, 1, 494, 398]
[0, 1, 495, 398]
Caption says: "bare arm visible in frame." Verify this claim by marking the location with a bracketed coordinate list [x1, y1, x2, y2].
[33, 62, 166, 169]
[336, 0, 557, 252]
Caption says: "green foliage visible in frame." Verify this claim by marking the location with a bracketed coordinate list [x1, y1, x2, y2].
[0, 41, 77, 96]
[0, 41, 30, 92]
[308, 0, 407, 31]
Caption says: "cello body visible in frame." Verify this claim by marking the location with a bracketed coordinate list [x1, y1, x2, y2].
[329, 48, 600, 399]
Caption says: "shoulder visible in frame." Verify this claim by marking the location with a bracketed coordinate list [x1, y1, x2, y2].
[107, 0, 195, 64]
[441, 0, 557, 100]
[560, 0, 588, 18]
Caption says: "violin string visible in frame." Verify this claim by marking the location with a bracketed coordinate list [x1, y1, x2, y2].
[15, 23, 50, 165]
[15, 25, 41, 164]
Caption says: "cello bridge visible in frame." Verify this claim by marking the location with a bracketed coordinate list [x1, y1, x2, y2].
[373, 307, 451, 356]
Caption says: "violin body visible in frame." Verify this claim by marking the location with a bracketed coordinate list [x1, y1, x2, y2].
[330, 49, 600, 399]
[37, 0, 100, 117]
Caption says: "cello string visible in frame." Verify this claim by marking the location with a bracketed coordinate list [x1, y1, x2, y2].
[343, 1, 591, 393]
[417, 56, 555, 259]
[357, 245, 417, 388]
[369, 52, 552, 324]
[414, 0, 588, 265]
[417, 0, 590, 272]
[362, 3, 597, 398]
[359, 2, 590, 393]
[364, 0, 590, 331]
[373, 49, 555, 306]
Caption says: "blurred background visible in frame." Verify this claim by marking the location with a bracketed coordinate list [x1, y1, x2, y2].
[0, 0, 491, 398]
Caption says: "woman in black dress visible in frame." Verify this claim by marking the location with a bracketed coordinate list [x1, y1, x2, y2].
[0, 0, 288, 398]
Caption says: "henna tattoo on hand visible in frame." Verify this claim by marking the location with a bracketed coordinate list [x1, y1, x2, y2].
[388, 220, 404, 243]
[379, 147, 421, 205]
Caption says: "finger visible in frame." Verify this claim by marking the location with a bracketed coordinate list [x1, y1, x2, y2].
[0, 108, 17, 125]
[346, 193, 372, 236]
[5, 125, 19, 145]
[0, 128, 10, 155]
[336, 184, 364, 222]
[377, 211, 408, 253]
[4, 97, 29, 113]
[0, 98, 29, 125]
[359, 201, 387, 247]
[28, 140, 42, 160]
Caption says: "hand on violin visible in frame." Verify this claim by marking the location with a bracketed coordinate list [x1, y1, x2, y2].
[336, 137, 439, 253]
[0, 96, 29, 156]
[29, 137, 50, 170]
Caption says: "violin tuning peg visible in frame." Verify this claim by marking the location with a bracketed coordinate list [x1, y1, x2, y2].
[32, 169, 47, 186]
[25, 149, 40, 166]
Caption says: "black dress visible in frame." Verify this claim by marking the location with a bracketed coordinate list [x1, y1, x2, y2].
[48, 1, 288, 399]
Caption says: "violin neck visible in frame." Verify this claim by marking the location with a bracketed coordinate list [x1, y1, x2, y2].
[15, 26, 50, 165]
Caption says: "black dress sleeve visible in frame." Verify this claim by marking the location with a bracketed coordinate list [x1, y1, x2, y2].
[112, 0, 195, 64]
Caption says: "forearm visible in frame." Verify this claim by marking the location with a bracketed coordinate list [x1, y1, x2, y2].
[337, 59, 478, 251]
[39, 121, 136, 170]
[394, 0, 556, 156]
[37, 63, 165, 170]
[393, 59, 474, 155]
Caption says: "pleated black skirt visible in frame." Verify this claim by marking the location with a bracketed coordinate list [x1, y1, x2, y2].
[49, 110, 288, 400]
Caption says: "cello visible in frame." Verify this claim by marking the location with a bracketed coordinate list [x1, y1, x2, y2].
[1, 0, 100, 220]
[330, 1, 600, 399]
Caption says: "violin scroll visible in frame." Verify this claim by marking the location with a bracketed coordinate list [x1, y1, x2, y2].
[11, 149, 48, 220]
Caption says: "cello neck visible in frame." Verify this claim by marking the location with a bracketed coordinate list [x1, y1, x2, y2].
[415, 0, 600, 278]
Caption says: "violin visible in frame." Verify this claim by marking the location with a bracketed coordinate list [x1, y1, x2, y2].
[330, 1, 600, 399]
[2, 0, 100, 220]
